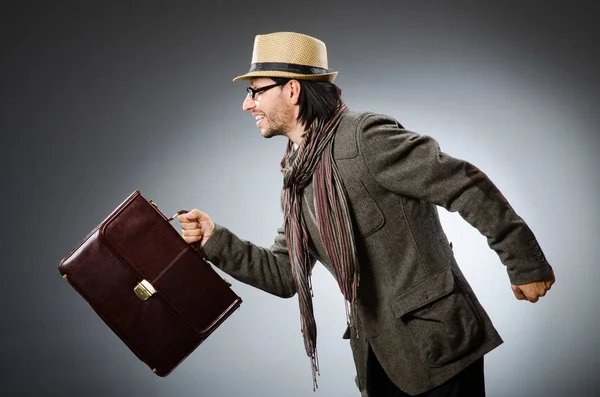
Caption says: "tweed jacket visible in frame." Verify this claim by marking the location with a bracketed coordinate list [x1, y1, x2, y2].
[201, 111, 553, 395]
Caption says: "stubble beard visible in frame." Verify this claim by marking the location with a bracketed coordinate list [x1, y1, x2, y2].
[260, 103, 292, 139]
[262, 124, 289, 139]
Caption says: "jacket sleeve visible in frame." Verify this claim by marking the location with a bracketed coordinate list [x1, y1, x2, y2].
[200, 221, 315, 298]
[358, 112, 552, 285]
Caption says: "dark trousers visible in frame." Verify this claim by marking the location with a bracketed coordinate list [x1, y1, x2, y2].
[365, 346, 486, 397]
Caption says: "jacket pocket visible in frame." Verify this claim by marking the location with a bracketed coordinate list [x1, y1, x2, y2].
[391, 268, 483, 367]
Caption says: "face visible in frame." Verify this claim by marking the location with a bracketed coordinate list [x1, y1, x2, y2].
[242, 77, 295, 139]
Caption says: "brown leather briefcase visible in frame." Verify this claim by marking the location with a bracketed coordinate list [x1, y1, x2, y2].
[58, 190, 242, 376]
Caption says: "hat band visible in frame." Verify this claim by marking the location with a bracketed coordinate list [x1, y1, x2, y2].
[249, 62, 329, 75]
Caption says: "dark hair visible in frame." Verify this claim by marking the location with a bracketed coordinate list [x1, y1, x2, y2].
[271, 77, 343, 128]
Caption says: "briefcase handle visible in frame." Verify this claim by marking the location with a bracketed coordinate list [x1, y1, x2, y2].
[173, 209, 206, 258]
[164, 209, 232, 287]
[149, 201, 208, 262]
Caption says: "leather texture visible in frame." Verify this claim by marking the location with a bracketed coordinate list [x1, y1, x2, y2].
[58, 190, 242, 376]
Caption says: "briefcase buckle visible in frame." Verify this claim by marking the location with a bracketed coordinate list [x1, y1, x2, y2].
[134, 279, 157, 301]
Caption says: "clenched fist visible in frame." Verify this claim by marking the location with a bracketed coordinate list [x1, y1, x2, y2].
[511, 269, 556, 303]
[178, 208, 215, 246]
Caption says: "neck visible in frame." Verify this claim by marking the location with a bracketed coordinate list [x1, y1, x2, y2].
[287, 121, 308, 146]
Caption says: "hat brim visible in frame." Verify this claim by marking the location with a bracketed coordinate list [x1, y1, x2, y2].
[232, 70, 338, 83]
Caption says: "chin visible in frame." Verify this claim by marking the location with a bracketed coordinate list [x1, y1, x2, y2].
[261, 128, 278, 139]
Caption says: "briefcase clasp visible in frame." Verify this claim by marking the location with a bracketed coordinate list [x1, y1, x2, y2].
[134, 279, 157, 301]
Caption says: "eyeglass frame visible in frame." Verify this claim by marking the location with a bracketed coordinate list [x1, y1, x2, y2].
[246, 82, 286, 101]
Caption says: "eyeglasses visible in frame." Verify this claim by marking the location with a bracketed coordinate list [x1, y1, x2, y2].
[246, 82, 285, 100]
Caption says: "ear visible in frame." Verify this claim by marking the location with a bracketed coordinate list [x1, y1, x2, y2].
[287, 79, 301, 105]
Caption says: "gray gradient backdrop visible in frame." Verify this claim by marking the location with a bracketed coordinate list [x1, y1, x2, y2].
[2, 2, 599, 397]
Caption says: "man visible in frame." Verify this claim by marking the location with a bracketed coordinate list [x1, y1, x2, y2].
[178, 32, 555, 397]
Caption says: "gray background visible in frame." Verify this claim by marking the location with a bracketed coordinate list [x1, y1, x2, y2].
[2, 1, 598, 396]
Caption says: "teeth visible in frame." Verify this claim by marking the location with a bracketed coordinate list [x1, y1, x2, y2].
[255, 115, 264, 121]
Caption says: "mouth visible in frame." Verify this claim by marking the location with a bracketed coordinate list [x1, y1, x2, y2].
[255, 114, 265, 127]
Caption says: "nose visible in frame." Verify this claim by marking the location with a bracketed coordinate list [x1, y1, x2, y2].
[242, 94, 255, 112]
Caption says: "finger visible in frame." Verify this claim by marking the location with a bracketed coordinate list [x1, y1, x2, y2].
[546, 272, 556, 289]
[511, 285, 527, 301]
[178, 214, 197, 224]
[538, 281, 552, 296]
[183, 228, 203, 236]
[181, 221, 201, 230]
[178, 210, 199, 223]
[522, 287, 540, 303]
[185, 209, 202, 221]
[182, 234, 202, 244]
[181, 228, 201, 240]
[538, 283, 548, 297]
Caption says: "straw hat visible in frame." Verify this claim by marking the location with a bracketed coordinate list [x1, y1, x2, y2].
[232, 32, 338, 83]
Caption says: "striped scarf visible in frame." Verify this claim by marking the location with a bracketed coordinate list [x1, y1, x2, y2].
[280, 103, 360, 391]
